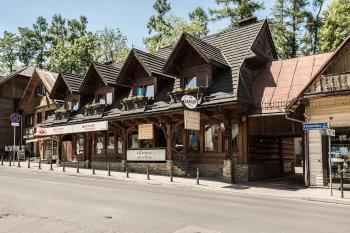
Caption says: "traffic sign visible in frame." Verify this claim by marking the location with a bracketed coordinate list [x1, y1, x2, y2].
[326, 129, 335, 137]
[11, 123, 19, 127]
[302, 122, 329, 130]
[10, 113, 21, 123]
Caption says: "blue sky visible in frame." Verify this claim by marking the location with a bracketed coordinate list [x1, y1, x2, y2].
[0, 0, 331, 50]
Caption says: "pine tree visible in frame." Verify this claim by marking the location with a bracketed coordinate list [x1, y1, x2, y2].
[209, 0, 264, 28]
[0, 31, 19, 74]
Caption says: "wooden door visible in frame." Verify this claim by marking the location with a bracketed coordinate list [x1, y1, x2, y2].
[62, 141, 73, 161]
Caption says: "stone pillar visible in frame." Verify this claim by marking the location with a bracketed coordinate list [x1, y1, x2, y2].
[223, 159, 233, 183]
[223, 120, 233, 183]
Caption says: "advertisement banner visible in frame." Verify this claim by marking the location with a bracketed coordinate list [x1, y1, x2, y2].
[36, 121, 108, 136]
[184, 110, 200, 131]
[127, 149, 166, 161]
[138, 124, 154, 140]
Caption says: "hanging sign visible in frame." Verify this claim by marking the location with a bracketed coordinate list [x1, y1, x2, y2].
[127, 149, 166, 161]
[138, 124, 154, 140]
[184, 110, 200, 131]
[181, 95, 198, 109]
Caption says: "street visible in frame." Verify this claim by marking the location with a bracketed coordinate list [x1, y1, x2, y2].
[0, 168, 348, 233]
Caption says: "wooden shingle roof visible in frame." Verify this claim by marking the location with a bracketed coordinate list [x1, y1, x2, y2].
[61, 73, 84, 93]
[133, 48, 167, 75]
[94, 63, 122, 85]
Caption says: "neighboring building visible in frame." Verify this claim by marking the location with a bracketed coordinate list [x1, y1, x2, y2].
[17, 69, 59, 159]
[0, 67, 34, 151]
[289, 35, 350, 186]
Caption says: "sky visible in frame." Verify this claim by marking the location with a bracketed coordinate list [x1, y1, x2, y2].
[0, 0, 331, 50]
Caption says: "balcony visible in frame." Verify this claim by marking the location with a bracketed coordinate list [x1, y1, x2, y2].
[84, 103, 106, 116]
[121, 96, 152, 110]
[169, 86, 207, 103]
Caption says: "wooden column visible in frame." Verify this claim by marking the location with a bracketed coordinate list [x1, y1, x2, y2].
[166, 123, 173, 160]
[224, 120, 233, 160]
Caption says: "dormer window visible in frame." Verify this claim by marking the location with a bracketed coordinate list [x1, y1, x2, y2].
[35, 85, 45, 97]
[136, 85, 154, 98]
[185, 76, 197, 89]
[97, 95, 106, 105]
[67, 100, 79, 111]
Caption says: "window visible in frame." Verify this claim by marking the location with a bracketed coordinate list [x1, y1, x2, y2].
[25, 115, 34, 127]
[141, 139, 153, 148]
[136, 85, 154, 98]
[107, 133, 115, 150]
[97, 95, 106, 105]
[106, 93, 113, 105]
[205, 124, 220, 152]
[76, 136, 84, 155]
[95, 135, 104, 154]
[128, 132, 139, 149]
[188, 130, 199, 152]
[35, 85, 45, 97]
[117, 137, 123, 154]
[37, 112, 42, 124]
[67, 100, 79, 111]
[232, 124, 239, 152]
[185, 76, 197, 89]
[45, 110, 54, 120]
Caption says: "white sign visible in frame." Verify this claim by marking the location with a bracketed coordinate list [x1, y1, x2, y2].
[11, 123, 19, 127]
[138, 124, 154, 140]
[23, 127, 34, 139]
[127, 149, 166, 161]
[181, 95, 198, 109]
[184, 110, 200, 130]
[326, 129, 335, 137]
[36, 121, 108, 136]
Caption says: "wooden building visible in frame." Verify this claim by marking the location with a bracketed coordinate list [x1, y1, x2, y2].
[0, 67, 34, 151]
[17, 69, 59, 160]
[289, 35, 350, 186]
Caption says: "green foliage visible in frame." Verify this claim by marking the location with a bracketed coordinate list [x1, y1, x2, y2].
[319, 0, 350, 52]
[0, 31, 19, 73]
[144, 0, 209, 52]
[270, 0, 309, 59]
[209, 0, 264, 28]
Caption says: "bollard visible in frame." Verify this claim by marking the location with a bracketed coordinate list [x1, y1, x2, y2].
[77, 161, 80, 173]
[50, 160, 53, 171]
[147, 165, 150, 180]
[341, 171, 344, 198]
[62, 161, 65, 172]
[38, 158, 41, 169]
[125, 163, 129, 178]
[92, 161, 95, 175]
[170, 165, 173, 182]
[107, 163, 111, 176]
[9, 155, 12, 167]
[27, 158, 30, 168]
[17, 156, 21, 168]
[1, 154, 3, 166]
[196, 168, 199, 185]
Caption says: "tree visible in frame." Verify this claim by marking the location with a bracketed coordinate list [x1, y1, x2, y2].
[270, 0, 309, 59]
[0, 31, 19, 74]
[31, 16, 49, 68]
[18, 27, 36, 66]
[144, 0, 209, 52]
[48, 14, 68, 47]
[95, 27, 129, 63]
[319, 0, 350, 52]
[209, 0, 264, 28]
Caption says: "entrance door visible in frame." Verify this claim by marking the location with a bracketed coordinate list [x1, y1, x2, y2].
[62, 141, 73, 161]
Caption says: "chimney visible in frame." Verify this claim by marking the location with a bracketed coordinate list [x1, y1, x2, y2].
[238, 16, 258, 27]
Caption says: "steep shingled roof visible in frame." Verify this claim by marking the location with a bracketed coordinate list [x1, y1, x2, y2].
[61, 73, 84, 93]
[94, 62, 123, 85]
[0, 66, 35, 85]
[133, 48, 167, 75]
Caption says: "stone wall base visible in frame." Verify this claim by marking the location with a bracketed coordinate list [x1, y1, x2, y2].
[234, 164, 249, 183]
[191, 164, 223, 179]
[222, 160, 233, 183]
[93, 161, 123, 171]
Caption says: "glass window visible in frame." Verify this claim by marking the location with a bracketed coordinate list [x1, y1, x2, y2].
[185, 76, 197, 89]
[35, 85, 45, 97]
[205, 124, 220, 152]
[136, 86, 145, 96]
[95, 135, 104, 154]
[145, 85, 154, 98]
[106, 93, 113, 105]
[72, 100, 79, 111]
[141, 139, 153, 148]
[76, 136, 84, 155]
[25, 115, 34, 127]
[117, 137, 123, 154]
[37, 112, 42, 124]
[107, 134, 115, 150]
[128, 132, 139, 149]
[45, 110, 54, 120]
[188, 130, 199, 152]
[232, 124, 239, 152]
[98, 95, 106, 105]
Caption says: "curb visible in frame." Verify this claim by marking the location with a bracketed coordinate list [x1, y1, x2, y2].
[2, 165, 350, 206]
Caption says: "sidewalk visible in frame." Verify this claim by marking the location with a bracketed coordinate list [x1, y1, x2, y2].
[2, 161, 350, 205]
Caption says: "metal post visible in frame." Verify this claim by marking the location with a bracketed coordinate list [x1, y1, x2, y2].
[77, 161, 80, 173]
[1, 153, 3, 166]
[9, 153, 12, 166]
[27, 157, 30, 168]
[108, 163, 111, 176]
[62, 161, 65, 172]
[328, 136, 333, 196]
[92, 161, 95, 175]
[196, 168, 199, 185]
[126, 163, 129, 178]
[147, 165, 150, 180]
[38, 158, 41, 169]
[50, 160, 53, 171]
[170, 164, 173, 182]
[17, 154, 20, 167]
[341, 171, 344, 199]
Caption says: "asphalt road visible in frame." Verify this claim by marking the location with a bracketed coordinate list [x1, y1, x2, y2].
[0, 167, 348, 233]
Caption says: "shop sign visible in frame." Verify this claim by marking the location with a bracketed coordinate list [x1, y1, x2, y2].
[184, 110, 200, 131]
[302, 122, 329, 130]
[181, 95, 198, 109]
[138, 124, 153, 140]
[127, 149, 166, 161]
[326, 129, 335, 137]
[36, 121, 108, 136]
[23, 127, 34, 139]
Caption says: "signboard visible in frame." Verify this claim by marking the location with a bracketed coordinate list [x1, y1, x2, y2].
[36, 121, 108, 136]
[11, 123, 19, 127]
[127, 149, 166, 161]
[10, 113, 21, 123]
[181, 95, 198, 109]
[138, 124, 154, 140]
[184, 110, 200, 130]
[302, 122, 329, 130]
[23, 127, 34, 139]
[326, 129, 335, 137]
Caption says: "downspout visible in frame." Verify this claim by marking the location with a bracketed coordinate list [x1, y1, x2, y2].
[284, 112, 310, 187]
